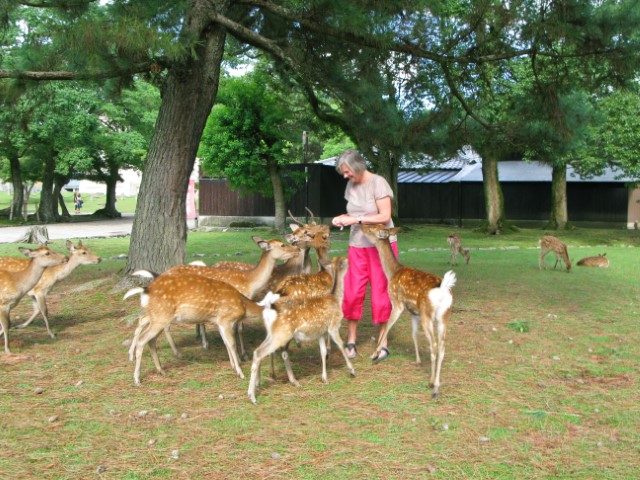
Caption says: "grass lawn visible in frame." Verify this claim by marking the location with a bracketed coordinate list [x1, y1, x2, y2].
[0, 224, 638, 479]
[0, 190, 137, 226]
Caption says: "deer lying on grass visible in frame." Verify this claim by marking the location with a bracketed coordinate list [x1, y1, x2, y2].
[0, 246, 67, 353]
[361, 224, 456, 399]
[577, 254, 609, 268]
[538, 235, 571, 272]
[447, 232, 470, 265]
[123, 272, 264, 386]
[248, 256, 354, 404]
[0, 240, 101, 339]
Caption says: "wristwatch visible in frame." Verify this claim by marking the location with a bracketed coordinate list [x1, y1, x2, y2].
[357, 215, 363, 224]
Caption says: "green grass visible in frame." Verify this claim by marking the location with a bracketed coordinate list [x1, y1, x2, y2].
[0, 224, 638, 479]
[0, 190, 138, 226]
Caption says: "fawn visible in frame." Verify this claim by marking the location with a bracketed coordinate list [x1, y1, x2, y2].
[577, 253, 609, 268]
[0, 240, 101, 339]
[361, 224, 456, 399]
[538, 235, 571, 272]
[248, 256, 354, 404]
[447, 232, 470, 265]
[0, 246, 67, 353]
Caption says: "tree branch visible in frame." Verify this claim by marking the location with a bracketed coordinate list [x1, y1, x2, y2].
[0, 62, 154, 81]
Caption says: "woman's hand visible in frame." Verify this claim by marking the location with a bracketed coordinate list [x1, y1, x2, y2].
[332, 214, 357, 228]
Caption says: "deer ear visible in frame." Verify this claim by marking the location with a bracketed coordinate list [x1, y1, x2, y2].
[289, 224, 300, 232]
[379, 230, 390, 240]
[66, 240, 74, 252]
[389, 227, 401, 236]
[284, 233, 295, 243]
[18, 247, 32, 257]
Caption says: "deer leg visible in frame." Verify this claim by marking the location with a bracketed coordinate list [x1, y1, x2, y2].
[411, 314, 422, 365]
[133, 323, 166, 386]
[163, 326, 181, 358]
[249, 336, 289, 404]
[281, 340, 300, 387]
[432, 315, 448, 400]
[147, 336, 165, 376]
[318, 335, 329, 384]
[15, 294, 46, 333]
[0, 310, 11, 354]
[199, 324, 209, 350]
[129, 316, 149, 361]
[372, 304, 404, 360]
[422, 317, 437, 388]
[217, 321, 244, 379]
[539, 249, 549, 270]
[327, 324, 355, 377]
[235, 321, 248, 361]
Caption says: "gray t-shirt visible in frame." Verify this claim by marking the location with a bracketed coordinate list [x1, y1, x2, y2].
[345, 173, 395, 248]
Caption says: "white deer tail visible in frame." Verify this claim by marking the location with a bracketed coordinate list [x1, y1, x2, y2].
[440, 270, 457, 292]
[257, 291, 280, 334]
[123, 287, 144, 301]
[428, 270, 456, 319]
[123, 287, 150, 307]
[132, 269, 156, 279]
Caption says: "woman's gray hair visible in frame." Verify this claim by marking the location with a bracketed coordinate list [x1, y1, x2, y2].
[335, 149, 367, 175]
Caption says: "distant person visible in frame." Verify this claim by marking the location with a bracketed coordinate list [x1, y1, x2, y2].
[76, 193, 83, 214]
[73, 191, 79, 214]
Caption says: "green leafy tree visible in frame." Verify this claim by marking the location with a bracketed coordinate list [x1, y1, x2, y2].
[199, 68, 326, 231]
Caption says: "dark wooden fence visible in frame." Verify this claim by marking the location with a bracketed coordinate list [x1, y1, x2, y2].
[199, 165, 629, 223]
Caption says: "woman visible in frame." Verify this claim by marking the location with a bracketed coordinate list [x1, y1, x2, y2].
[331, 149, 398, 362]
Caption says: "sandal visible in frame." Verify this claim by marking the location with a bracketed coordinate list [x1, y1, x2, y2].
[372, 347, 390, 363]
[345, 343, 357, 359]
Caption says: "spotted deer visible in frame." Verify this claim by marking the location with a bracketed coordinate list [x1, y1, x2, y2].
[123, 272, 264, 386]
[577, 253, 609, 268]
[538, 235, 571, 272]
[0, 240, 101, 339]
[0, 246, 67, 353]
[361, 224, 456, 399]
[447, 232, 470, 265]
[248, 256, 354, 404]
[161, 236, 300, 357]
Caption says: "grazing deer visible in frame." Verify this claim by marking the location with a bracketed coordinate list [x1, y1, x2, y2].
[248, 256, 354, 404]
[577, 253, 609, 268]
[124, 272, 264, 386]
[0, 246, 67, 353]
[0, 240, 101, 339]
[361, 224, 456, 399]
[539, 235, 571, 272]
[447, 232, 470, 265]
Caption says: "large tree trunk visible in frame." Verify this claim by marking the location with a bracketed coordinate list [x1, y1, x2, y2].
[38, 155, 57, 223]
[8, 155, 23, 219]
[95, 162, 122, 218]
[482, 154, 507, 234]
[125, 4, 227, 276]
[547, 163, 569, 229]
[267, 157, 286, 232]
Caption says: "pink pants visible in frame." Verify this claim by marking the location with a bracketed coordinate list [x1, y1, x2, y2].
[342, 242, 398, 325]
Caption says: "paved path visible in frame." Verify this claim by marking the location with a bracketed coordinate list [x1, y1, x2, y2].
[0, 215, 198, 243]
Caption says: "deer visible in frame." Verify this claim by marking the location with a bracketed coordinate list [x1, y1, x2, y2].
[212, 208, 329, 275]
[0, 246, 67, 353]
[447, 232, 470, 265]
[361, 224, 456, 399]
[538, 235, 572, 272]
[248, 256, 354, 404]
[0, 240, 101, 339]
[154, 237, 300, 360]
[577, 253, 609, 268]
[123, 272, 265, 386]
